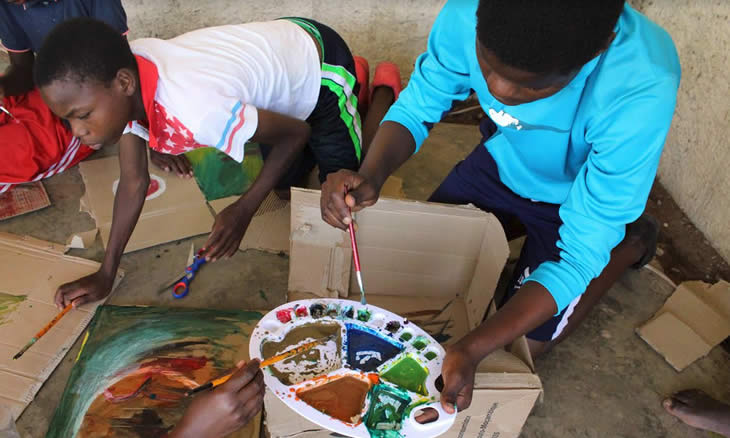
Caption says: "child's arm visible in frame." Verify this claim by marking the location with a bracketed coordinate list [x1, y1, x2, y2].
[169, 359, 264, 438]
[202, 109, 310, 261]
[53, 133, 150, 309]
[0, 51, 35, 99]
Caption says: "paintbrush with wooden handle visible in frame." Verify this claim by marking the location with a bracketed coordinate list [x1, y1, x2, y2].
[186, 335, 335, 396]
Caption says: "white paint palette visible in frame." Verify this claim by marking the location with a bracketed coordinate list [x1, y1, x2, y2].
[249, 299, 456, 438]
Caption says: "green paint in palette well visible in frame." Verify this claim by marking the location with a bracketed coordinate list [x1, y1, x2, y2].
[0, 293, 26, 325]
[380, 355, 429, 396]
[364, 384, 412, 437]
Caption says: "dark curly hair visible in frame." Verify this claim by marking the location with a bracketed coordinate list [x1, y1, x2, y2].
[34, 17, 137, 87]
[476, 0, 625, 74]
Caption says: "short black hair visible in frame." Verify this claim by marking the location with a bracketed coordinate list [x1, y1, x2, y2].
[476, 0, 625, 74]
[34, 17, 137, 88]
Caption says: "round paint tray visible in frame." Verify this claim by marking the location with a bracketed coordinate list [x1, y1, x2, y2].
[249, 298, 457, 438]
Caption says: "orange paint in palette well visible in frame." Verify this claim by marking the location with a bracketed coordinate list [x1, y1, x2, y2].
[296, 375, 372, 424]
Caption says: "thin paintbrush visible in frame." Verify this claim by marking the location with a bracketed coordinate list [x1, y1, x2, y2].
[348, 209, 366, 305]
[186, 335, 334, 396]
[13, 303, 73, 360]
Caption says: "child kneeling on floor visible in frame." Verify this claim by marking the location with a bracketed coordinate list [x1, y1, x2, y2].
[34, 17, 400, 309]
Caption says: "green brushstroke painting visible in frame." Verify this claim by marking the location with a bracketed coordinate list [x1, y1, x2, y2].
[46, 305, 262, 438]
[185, 145, 264, 201]
[0, 292, 25, 326]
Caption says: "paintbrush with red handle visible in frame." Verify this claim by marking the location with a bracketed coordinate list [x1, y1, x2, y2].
[345, 190, 366, 305]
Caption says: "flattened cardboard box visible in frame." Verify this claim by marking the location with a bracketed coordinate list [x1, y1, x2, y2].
[637, 280, 730, 371]
[265, 188, 542, 438]
[0, 232, 124, 419]
[79, 155, 214, 253]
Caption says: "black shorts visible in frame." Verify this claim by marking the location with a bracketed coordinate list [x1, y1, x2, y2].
[261, 17, 362, 189]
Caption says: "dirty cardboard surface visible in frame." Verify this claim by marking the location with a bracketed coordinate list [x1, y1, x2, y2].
[637, 280, 730, 371]
[0, 233, 123, 419]
[210, 191, 290, 255]
[78, 156, 213, 253]
[0, 182, 51, 221]
[267, 188, 541, 438]
[208, 176, 406, 256]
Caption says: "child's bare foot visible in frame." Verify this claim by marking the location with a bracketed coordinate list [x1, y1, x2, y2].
[663, 389, 730, 437]
[149, 149, 193, 178]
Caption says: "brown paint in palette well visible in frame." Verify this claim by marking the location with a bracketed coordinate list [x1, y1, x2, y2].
[261, 321, 342, 385]
[297, 376, 370, 424]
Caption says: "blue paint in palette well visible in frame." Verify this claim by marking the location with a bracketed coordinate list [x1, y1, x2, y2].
[345, 323, 403, 372]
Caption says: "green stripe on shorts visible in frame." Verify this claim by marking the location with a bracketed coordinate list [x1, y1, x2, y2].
[321, 63, 362, 161]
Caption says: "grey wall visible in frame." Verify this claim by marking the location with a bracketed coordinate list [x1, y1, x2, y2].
[630, 0, 730, 263]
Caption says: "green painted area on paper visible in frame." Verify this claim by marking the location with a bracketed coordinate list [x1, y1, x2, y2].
[185, 145, 264, 201]
[0, 293, 26, 325]
[380, 355, 429, 396]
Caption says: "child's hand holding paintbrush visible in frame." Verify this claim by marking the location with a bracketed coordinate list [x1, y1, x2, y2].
[169, 359, 264, 438]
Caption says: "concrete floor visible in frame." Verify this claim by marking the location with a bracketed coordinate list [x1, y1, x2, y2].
[4, 124, 730, 437]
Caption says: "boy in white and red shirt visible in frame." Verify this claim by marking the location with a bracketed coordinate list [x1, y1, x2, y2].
[34, 17, 370, 307]
[0, 0, 192, 194]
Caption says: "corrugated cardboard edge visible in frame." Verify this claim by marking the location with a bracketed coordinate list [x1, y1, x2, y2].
[209, 192, 290, 255]
[289, 188, 351, 298]
[65, 229, 99, 250]
[0, 232, 125, 419]
[636, 280, 730, 371]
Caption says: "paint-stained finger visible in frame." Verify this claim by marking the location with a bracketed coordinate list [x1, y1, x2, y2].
[222, 359, 261, 392]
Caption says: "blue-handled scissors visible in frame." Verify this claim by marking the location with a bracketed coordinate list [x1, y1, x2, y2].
[172, 249, 207, 298]
[159, 244, 207, 299]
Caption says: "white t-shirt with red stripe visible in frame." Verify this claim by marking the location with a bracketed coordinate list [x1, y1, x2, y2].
[123, 20, 321, 162]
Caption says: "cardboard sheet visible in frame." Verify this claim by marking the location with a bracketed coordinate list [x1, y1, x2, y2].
[637, 280, 730, 371]
[78, 156, 214, 253]
[210, 191, 290, 254]
[273, 188, 541, 438]
[0, 182, 51, 221]
[0, 232, 124, 419]
[208, 176, 407, 256]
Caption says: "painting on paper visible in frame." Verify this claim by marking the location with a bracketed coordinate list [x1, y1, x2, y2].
[46, 305, 263, 438]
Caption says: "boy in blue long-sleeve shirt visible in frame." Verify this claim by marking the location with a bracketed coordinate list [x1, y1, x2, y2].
[321, 0, 680, 414]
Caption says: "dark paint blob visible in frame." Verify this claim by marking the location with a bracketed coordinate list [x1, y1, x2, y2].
[345, 323, 403, 372]
[385, 321, 401, 334]
[309, 303, 325, 318]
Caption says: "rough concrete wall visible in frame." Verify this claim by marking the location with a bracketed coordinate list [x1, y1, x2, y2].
[123, 0, 446, 78]
[630, 0, 730, 263]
